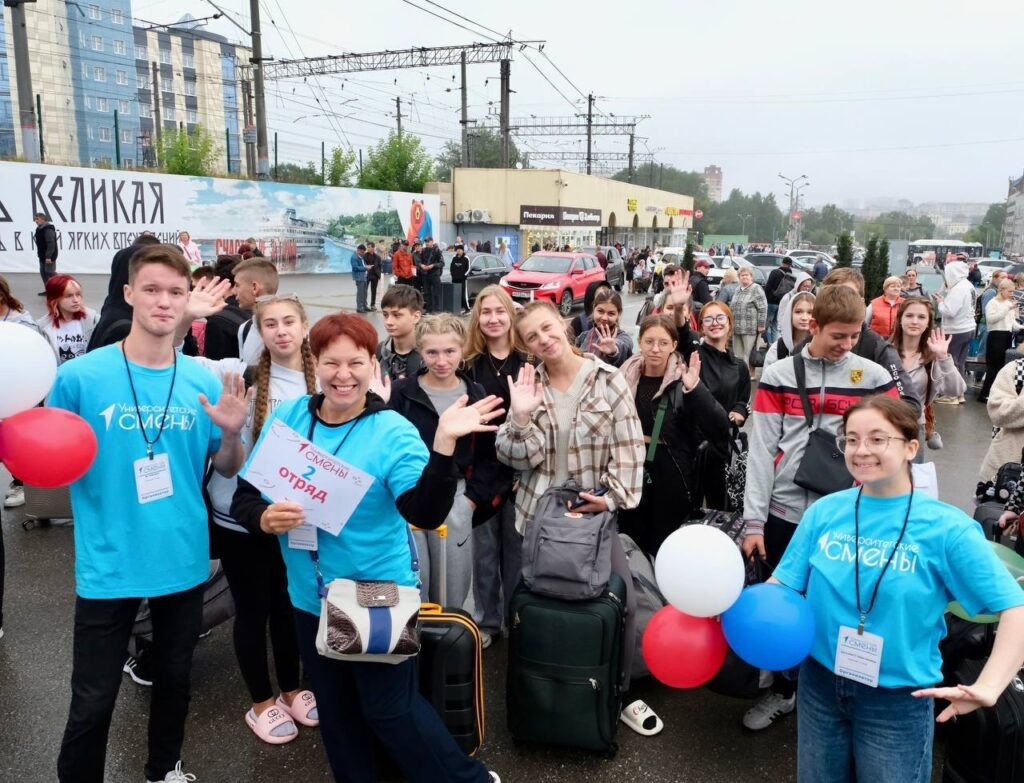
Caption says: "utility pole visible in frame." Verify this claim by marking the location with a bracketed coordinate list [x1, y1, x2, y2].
[35, 92, 43, 162]
[460, 50, 469, 167]
[627, 132, 635, 183]
[395, 96, 402, 136]
[225, 127, 231, 173]
[499, 59, 510, 167]
[249, 0, 270, 179]
[585, 93, 594, 175]
[9, 0, 40, 162]
[114, 109, 121, 167]
[242, 80, 255, 177]
[151, 62, 162, 164]
[778, 173, 808, 248]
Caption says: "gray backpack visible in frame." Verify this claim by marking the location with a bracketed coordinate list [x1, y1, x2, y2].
[619, 533, 667, 678]
[522, 483, 616, 601]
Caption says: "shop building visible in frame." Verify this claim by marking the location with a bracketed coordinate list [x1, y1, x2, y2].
[434, 168, 695, 260]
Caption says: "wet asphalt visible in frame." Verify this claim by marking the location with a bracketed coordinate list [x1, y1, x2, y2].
[0, 272, 984, 782]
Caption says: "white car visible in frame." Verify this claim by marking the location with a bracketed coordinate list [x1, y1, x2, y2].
[978, 259, 1016, 285]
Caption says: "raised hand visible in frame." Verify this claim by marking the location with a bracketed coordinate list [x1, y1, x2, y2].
[436, 395, 506, 446]
[369, 359, 392, 403]
[911, 681, 1001, 723]
[508, 364, 544, 425]
[594, 324, 619, 356]
[186, 276, 232, 321]
[927, 327, 952, 361]
[199, 372, 253, 435]
[665, 274, 692, 307]
[682, 352, 702, 391]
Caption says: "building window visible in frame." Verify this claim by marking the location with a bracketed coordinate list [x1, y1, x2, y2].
[184, 79, 196, 96]
[93, 66, 106, 82]
[186, 109, 198, 124]
[114, 40, 126, 56]
[91, 36, 103, 52]
[160, 76, 173, 92]
[96, 97, 108, 112]
[119, 100, 130, 114]
[79, 31, 87, 47]
[135, 45, 148, 60]
[159, 48, 172, 65]
[84, 95, 93, 109]
[88, 4, 101, 20]
[183, 53, 195, 69]
[139, 104, 152, 118]
[121, 129, 132, 143]
[99, 127, 111, 142]
[111, 9, 124, 24]
[164, 108, 176, 122]
[87, 126, 95, 140]
[123, 158, 134, 168]
[116, 70, 128, 85]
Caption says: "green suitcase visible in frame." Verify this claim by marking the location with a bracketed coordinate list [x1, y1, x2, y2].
[506, 573, 626, 757]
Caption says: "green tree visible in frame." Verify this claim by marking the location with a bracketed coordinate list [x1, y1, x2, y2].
[963, 202, 1006, 247]
[611, 164, 709, 204]
[835, 232, 854, 267]
[327, 146, 357, 187]
[433, 128, 525, 180]
[158, 125, 220, 176]
[878, 238, 890, 278]
[857, 211, 936, 242]
[682, 242, 695, 272]
[358, 132, 433, 194]
[862, 236, 883, 302]
[274, 161, 321, 185]
[800, 203, 856, 246]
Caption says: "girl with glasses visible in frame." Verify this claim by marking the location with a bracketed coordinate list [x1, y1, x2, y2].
[770, 395, 1024, 783]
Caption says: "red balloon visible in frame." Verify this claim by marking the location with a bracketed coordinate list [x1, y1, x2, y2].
[641, 606, 728, 688]
[0, 408, 98, 488]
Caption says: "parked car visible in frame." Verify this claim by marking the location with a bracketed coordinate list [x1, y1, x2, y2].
[441, 251, 509, 306]
[706, 256, 767, 293]
[582, 246, 625, 291]
[977, 258, 1016, 285]
[499, 251, 605, 315]
[745, 253, 789, 270]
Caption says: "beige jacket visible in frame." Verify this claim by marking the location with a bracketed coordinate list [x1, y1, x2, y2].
[981, 358, 1024, 481]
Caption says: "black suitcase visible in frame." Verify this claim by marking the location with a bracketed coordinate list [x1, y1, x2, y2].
[943, 659, 1024, 783]
[506, 573, 627, 757]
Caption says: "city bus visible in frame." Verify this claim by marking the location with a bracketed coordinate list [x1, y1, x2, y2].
[908, 239, 984, 267]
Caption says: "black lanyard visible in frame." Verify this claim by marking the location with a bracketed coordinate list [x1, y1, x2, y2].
[306, 402, 362, 456]
[853, 487, 913, 635]
[121, 341, 177, 460]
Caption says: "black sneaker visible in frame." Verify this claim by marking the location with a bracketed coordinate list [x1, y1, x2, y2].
[124, 653, 154, 687]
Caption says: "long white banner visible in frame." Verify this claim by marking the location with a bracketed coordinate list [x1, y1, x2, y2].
[0, 161, 439, 275]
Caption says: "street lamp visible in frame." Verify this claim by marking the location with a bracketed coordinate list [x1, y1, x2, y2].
[779, 173, 810, 247]
[737, 213, 753, 235]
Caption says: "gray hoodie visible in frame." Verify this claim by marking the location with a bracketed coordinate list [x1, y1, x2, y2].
[743, 345, 898, 534]
[764, 273, 815, 368]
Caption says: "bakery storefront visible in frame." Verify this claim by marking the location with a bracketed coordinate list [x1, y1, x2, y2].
[519, 204, 602, 252]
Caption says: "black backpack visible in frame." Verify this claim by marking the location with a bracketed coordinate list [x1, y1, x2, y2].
[772, 270, 796, 300]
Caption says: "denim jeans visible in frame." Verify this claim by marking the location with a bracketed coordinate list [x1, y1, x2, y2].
[948, 330, 973, 383]
[57, 584, 205, 782]
[354, 278, 368, 311]
[797, 656, 934, 783]
[293, 610, 490, 783]
[766, 303, 780, 344]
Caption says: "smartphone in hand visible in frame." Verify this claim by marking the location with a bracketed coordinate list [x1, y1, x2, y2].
[568, 486, 609, 511]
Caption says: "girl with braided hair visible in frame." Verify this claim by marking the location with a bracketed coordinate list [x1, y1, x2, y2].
[200, 294, 321, 745]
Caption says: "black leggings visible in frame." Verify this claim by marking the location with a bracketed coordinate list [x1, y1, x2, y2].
[765, 514, 798, 697]
[214, 525, 300, 703]
[981, 330, 1013, 399]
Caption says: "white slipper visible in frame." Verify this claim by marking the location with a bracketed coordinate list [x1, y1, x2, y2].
[619, 699, 664, 736]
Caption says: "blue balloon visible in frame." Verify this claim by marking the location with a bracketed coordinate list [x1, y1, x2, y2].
[721, 584, 816, 671]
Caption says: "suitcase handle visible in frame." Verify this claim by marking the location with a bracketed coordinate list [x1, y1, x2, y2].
[420, 602, 443, 614]
[410, 524, 448, 539]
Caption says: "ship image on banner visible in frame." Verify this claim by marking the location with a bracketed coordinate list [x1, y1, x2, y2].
[0, 161, 439, 275]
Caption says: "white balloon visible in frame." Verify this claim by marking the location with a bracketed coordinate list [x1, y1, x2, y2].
[0, 322, 58, 418]
[654, 525, 746, 618]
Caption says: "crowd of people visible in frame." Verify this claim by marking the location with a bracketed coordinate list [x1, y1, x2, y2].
[1, 235, 1023, 783]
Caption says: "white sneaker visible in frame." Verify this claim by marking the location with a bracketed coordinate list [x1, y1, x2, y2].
[480, 632, 493, 650]
[3, 485, 24, 508]
[489, 773, 501, 783]
[927, 432, 944, 450]
[742, 691, 796, 731]
[147, 761, 196, 782]
[933, 396, 959, 405]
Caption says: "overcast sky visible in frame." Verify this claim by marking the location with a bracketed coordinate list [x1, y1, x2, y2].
[140, 0, 1024, 207]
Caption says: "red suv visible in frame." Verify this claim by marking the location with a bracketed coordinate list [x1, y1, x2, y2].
[499, 252, 605, 315]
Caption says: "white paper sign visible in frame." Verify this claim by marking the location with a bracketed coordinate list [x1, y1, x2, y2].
[240, 419, 374, 536]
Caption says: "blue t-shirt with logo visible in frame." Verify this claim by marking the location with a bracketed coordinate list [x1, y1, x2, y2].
[774, 488, 1024, 688]
[242, 396, 427, 617]
[48, 345, 222, 599]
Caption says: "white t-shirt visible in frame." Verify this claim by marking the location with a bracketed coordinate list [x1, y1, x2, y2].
[54, 320, 87, 364]
[237, 318, 264, 365]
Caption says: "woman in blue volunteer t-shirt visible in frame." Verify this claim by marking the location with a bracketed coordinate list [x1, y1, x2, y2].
[772, 395, 1024, 783]
[231, 313, 504, 783]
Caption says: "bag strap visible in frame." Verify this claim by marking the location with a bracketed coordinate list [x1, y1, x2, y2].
[311, 526, 420, 599]
[792, 352, 815, 430]
[645, 395, 669, 463]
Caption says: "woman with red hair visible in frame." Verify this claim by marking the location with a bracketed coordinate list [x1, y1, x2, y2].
[37, 274, 99, 364]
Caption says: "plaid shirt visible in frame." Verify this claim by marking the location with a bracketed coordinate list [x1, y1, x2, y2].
[731, 283, 768, 335]
[495, 356, 644, 534]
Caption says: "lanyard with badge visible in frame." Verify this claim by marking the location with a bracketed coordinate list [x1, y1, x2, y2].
[122, 341, 178, 504]
[286, 402, 362, 553]
[833, 486, 913, 688]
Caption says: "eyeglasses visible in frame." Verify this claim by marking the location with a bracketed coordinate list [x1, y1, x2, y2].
[701, 314, 729, 325]
[255, 293, 301, 304]
[836, 434, 908, 453]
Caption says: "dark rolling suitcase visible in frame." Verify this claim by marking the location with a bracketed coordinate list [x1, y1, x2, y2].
[506, 572, 627, 757]
[943, 659, 1024, 783]
[414, 524, 486, 756]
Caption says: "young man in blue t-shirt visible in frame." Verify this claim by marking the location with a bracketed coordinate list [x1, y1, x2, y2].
[48, 244, 249, 783]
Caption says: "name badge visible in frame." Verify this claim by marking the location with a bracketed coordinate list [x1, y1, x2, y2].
[287, 522, 319, 551]
[834, 625, 884, 688]
[133, 453, 174, 505]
